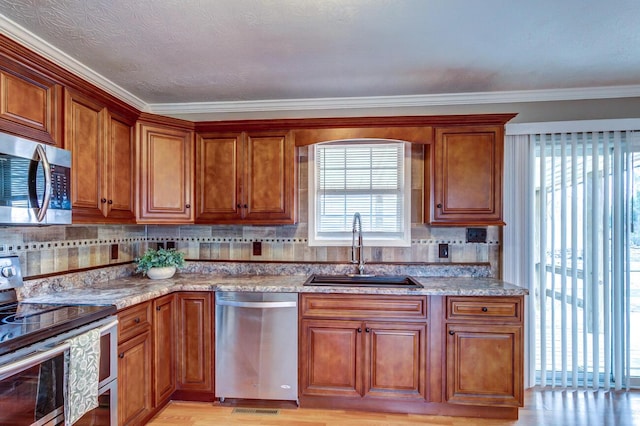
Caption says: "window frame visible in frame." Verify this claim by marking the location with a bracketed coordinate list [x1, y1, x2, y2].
[307, 139, 412, 247]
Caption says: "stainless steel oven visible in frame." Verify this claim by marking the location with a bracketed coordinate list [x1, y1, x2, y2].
[0, 132, 71, 225]
[0, 256, 118, 425]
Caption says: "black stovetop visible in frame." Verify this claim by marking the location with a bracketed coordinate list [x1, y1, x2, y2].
[0, 302, 116, 357]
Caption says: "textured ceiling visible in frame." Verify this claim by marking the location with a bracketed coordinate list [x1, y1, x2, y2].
[0, 0, 639, 106]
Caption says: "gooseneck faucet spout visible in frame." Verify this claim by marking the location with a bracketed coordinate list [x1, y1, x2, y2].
[351, 212, 365, 275]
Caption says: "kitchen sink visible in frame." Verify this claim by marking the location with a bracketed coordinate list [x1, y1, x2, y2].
[303, 274, 423, 289]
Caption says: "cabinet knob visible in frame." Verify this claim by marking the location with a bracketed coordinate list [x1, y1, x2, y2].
[101, 198, 107, 203]
[482, 307, 488, 312]
[448, 330, 455, 335]
[244, 204, 248, 209]
[357, 328, 362, 333]
[119, 353, 124, 358]
[237, 204, 242, 208]
[134, 317, 140, 323]
[185, 204, 191, 208]
[108, 199, 113, 204]
[365, 327, 371, 333]
[156, 306, 161, 311]
[437, 203, 443, 208]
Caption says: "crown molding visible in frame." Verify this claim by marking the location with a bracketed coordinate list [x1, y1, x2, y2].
[2, 13, 640, 119]
[0, 14, 147, 111]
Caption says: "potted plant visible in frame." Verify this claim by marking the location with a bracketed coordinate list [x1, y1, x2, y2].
[135, 248, 185, 279]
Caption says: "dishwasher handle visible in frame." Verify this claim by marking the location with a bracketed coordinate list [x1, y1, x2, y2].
[216, 298, 297, 309]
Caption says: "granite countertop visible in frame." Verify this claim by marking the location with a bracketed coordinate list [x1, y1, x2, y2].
[20, 272, 529, 310]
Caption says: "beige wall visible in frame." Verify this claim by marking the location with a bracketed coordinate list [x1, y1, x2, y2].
[1, 145, 501, 279]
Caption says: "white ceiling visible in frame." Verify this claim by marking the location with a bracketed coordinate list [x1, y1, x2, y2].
[1, 0, 639, 116]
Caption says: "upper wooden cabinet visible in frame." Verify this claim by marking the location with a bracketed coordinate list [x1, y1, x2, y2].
[430, 126, 505, 225]
[65, 89, 135, 223]
[137, 120, 194, 223]
[195, 130, 296, 224]
[0, 68, 63, 145]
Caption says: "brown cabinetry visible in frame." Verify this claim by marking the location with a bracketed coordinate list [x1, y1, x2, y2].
[117, 301, 153, 426]
[300, 295, 428, 404]
[65, 89, 135, 223]
[195, 130, 296, 224]
[0, 67, 62, 145]
[444, 296, 523, 407]
[430, 126, 504, 225]
[175, 292, 214, 397]
[137, 120, 194, 223]
[153, 294, 176, 406]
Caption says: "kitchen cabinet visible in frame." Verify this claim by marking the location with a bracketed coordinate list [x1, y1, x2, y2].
[195, 130, 296, 224]
[65, 89, 135, 223]
[153, 294, 176, 406]
[175, 292, 214, 398]
[117, 301, 153, 426]
[430, 126, 504, 225]
[444, 296, 524, 407]
[137, 120, 194, 223]
[0, 67, 62, 146]
[299, 295, 428, 404]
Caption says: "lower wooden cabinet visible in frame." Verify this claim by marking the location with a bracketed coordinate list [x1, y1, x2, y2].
[153, 294, 176, 406]
[176, 292, 214, 396]
[118, 329, 152, 425]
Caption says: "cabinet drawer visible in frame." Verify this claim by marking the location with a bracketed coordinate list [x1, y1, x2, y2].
[301, 294, 427, 320]
[118, 301, 152, 343]
[446, 296, 522, 323]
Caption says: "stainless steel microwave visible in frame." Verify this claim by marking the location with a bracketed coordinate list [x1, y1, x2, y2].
[0, 133, 71, 225]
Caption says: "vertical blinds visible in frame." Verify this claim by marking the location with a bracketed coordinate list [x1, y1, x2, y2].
[532, 131, 632, 390]
[315, 142, 405, 237]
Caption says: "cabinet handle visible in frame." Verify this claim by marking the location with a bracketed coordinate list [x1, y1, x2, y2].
[482, 307, 488, 312]
[134, 317, 140, 323]
[357, 328, 362, 333]
[119, 353, 124, 358]
[156, 306, 161, 311]
[437, 203, 443, 208]
[185, 204, 191, 208]
[101, 198, 107, 203]
[365, 327, 371, 333]
[448, 330, 455, 335]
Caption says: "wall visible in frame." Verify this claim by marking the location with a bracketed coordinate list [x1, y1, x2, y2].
[1, 144, 501, 279]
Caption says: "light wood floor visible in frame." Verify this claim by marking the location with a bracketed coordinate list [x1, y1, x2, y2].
[147, 387, 640, 426]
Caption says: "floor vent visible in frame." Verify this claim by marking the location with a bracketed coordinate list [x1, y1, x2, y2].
[231, 408, 280, 416]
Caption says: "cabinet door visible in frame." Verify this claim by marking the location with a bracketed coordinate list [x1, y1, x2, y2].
[176, 292, 213, 392]
[118, 330, 152, 426]
[431, 126, 504, 225]
[445, 324, 523, 407]
[243, 131, 296, 223]
[153, 294, 176, 406]
[102, 112, 135, 221]
[300, 319, 362, 398]
[65, 89, 106, 221]
[138, 123, 194, 222]
[0, 69, 62, 145]
[195, 133, 243, 222]
[363, 322, 427, 400]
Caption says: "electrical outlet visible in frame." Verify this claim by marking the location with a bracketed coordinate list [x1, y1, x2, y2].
[466, 228, 488, 243]
[438, 243, 449, 258]
[253, 241, 262, 256]
[110, 244, 118, 260]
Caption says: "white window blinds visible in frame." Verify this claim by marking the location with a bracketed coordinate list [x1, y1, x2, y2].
[309, 140, 410, 246]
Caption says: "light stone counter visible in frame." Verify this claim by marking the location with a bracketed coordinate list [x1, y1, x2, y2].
[20, 269, 528, 310]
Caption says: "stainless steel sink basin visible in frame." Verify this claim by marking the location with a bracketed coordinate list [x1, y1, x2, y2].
[303, 274, 423, 289]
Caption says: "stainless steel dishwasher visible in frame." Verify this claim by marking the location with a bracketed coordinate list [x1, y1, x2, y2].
[215, 291, 298, 402]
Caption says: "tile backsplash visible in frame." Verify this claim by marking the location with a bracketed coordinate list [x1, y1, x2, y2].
[0, 145, 502, 278]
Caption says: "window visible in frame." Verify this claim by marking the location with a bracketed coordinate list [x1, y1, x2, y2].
[308, 139, 411, 247]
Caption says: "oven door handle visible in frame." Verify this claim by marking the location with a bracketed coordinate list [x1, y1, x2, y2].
[0, 341, 69, 381]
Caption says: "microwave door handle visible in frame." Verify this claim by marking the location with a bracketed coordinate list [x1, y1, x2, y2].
[35, 144, 52, 223]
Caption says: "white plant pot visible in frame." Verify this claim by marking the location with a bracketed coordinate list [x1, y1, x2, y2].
[146, 266, 176, 280]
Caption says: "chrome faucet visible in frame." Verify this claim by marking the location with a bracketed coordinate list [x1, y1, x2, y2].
[351, 212, 365, 275]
